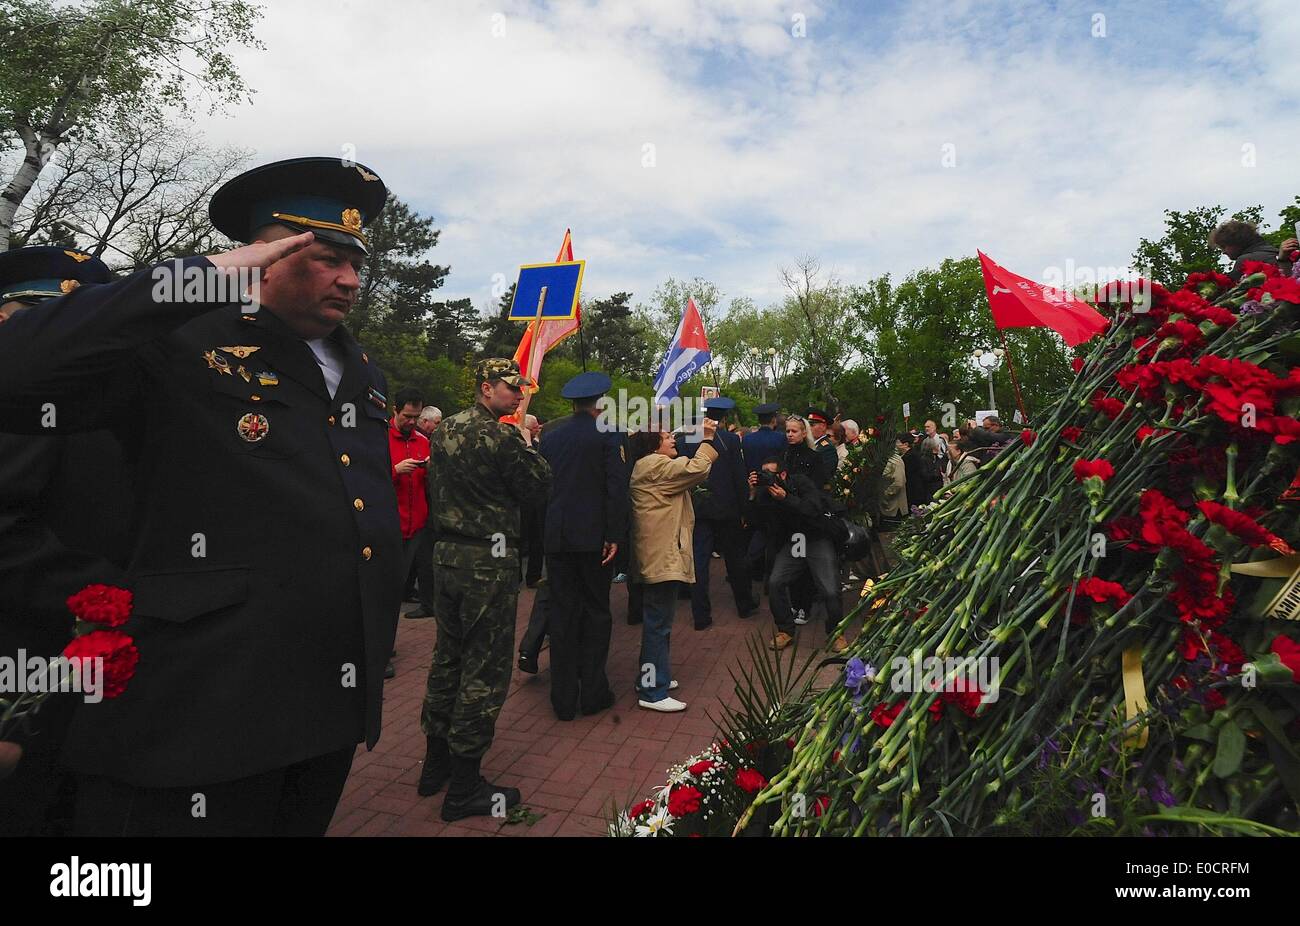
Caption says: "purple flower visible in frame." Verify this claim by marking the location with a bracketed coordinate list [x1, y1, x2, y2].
[843, 657, 874, 693]
[1238, 300, 1268, 316]
[1150, 775, 1176, 807]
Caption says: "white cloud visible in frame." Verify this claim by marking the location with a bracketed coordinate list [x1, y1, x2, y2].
[190, 0, 1300, 317]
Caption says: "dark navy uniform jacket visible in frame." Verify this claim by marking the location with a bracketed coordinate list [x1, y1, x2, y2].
[537, 412, 628, 554]
[0, 257, 402, 788]
[680, 428, 747, 521]
[741, 424, 786, 474]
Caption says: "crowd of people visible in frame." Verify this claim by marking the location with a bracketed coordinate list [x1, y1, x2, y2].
[14, 156, 1278, 838]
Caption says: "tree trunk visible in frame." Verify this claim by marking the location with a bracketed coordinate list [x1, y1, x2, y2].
[0, 124, 63, 251]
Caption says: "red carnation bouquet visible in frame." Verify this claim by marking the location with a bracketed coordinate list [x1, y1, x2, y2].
[610, 741, 783, 837]
[0, 584, 139, 741]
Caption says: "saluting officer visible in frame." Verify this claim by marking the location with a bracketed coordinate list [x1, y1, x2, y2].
[417, 359, 551, 820]
[536, 371, 628, 720]
[0, 247, 121, 836]
[680, 396, 758, 629]
[0, 157, 402, 836]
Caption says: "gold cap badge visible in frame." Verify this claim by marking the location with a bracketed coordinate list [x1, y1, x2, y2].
[64, 250, 91, 262]
[60, 279, 79, 293]
[341, 208, 362, 231]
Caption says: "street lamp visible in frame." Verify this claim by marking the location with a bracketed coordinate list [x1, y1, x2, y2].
[971, 348, 1004, 411]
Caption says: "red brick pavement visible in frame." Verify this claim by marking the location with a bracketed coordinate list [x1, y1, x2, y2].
[327, 567, 849, 837]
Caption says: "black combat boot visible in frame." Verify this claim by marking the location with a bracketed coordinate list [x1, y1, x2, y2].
[440, 755, 521, 822]
[416, 736, 451, 797]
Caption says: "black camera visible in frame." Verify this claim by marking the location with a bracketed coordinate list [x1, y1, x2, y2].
[756, 470, 784, 488]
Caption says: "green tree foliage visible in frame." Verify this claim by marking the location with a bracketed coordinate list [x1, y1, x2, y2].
[581, 291, 656, 380]
[348, 193, 448, 342]
[427, 296, 478, 361]
[1130, 200, 1298, 286]
[476, 282, 520, 359]
[0, 0, 264, 248]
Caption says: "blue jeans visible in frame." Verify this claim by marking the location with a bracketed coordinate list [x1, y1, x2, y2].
[636, 581, 679, 702]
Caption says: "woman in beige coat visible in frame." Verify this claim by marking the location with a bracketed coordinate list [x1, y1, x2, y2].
[627, 417, 719, 712]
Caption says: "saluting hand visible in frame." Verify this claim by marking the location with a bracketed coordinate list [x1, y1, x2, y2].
[206, 231, 316, 273]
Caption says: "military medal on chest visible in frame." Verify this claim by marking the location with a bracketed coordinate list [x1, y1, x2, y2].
[236, 412, 270, 443]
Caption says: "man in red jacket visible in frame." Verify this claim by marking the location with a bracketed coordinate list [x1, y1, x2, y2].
[388, 387, 431, 676]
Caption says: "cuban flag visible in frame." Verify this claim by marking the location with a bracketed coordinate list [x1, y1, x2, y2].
[652, 297, 711, 405]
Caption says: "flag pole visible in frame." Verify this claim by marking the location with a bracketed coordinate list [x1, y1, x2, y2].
[514, 286, 547, 429]
[996, 327, 1030, 425]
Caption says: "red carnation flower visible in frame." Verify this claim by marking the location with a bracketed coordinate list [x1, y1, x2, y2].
[1077, 576, 1132, 607]
[1018, 429, 1037, 446]
[1271, 635, 1300, 683]
[1073, 459, 1114, 482]
[734, 767, 768, 794]
[870, 701, 904, 728]
[812, 795, 831, 817]
[687, 759, 716, 777]
[1090, 393, 1126, 420]
[62, 629, 139, 699]
[1203, 688, 1227, 712]
[629, 799, 656, 819]
[1060, 425, 1084, 443]
[1182, 271, 1235, 293]
[1195, 500, 1294, 553]
[1258, 414, 1300, 446]
[1239, 260, 1279, 279]
[65, 584, 133, 628]
[1071, 357, 1085, 374]
[666, 784, 703, 817]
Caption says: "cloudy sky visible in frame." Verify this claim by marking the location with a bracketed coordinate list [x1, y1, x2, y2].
[195, 0, 1299, 314]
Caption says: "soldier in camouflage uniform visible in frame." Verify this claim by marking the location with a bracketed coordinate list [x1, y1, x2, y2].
[417, 358, 552, 821]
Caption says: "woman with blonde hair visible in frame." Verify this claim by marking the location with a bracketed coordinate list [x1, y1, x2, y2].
[626, 417, 720, 712]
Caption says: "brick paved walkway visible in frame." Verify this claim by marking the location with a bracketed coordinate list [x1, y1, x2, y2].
[327, 567, 846, 837]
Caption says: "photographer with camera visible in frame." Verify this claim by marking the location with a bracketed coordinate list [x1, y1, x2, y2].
[746, 455, 847, 654]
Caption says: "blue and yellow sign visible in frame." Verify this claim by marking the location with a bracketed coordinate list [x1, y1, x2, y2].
[509, 260, 585, 321]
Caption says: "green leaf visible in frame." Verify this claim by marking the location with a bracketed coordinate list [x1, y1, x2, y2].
[1246, 653, 1299, 687]
[1246, 704, 1300, 807]
[1213, 719, 1246, 779]
[1181, 723, 1215, 743]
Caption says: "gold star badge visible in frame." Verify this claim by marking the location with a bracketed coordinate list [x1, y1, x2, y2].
[204, 350, 233, 375]
[219, 345, 260, 359]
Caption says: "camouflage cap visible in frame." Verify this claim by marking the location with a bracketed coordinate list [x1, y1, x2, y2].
[475, 357, 532, 387]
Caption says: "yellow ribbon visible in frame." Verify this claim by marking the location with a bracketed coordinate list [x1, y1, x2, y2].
[1229, 554, 1300, 621]
[1122, 644, 1149, 749]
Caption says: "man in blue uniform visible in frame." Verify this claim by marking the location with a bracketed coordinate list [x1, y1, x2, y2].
[0, 157, 403, 836]
[681, 396, 757, 629]
[0, 247, 121, 836]
[742, 402, 786, 587]
[536, 371, 628, 719]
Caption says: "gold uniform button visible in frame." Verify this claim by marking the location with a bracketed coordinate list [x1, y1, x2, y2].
[353, 498, 365, 511]
[361, 546, 373, 560]
[250, 395, 261, 402]
[328, 415, 336, 426]
[340, 453, 351, 466]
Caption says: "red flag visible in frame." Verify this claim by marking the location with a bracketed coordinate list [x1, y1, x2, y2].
[512, 230, 582, 394]
[977, 251, 1107, 347]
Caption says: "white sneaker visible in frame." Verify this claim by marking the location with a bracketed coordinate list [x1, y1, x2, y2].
[793, 610, 808, 625]
[639, 696, 687, 712]
[613, 572, 628, 584]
